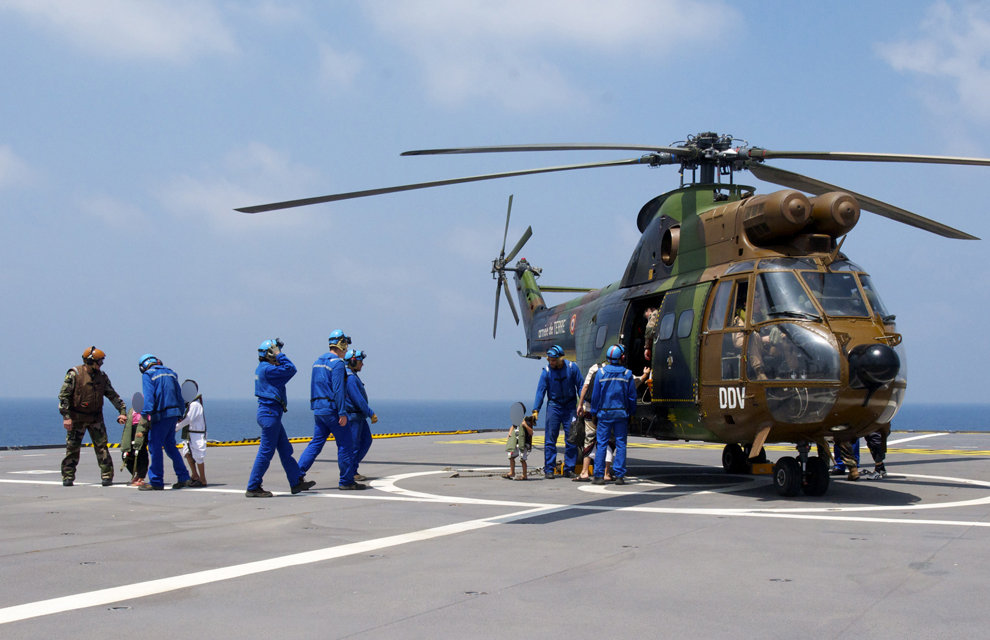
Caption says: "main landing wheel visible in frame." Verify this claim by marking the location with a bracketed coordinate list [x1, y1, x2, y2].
[773, 456, 802, 497]
[722, 443, 749, 474]
[802, 455, 830, 496]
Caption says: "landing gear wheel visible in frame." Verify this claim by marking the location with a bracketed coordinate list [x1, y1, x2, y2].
[722, 443, 749, 474]
[773, 456, 802, 497]
[802, 455, 830, 496]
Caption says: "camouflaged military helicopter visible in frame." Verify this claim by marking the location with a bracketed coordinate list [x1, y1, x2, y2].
[237, 131, 988, 497]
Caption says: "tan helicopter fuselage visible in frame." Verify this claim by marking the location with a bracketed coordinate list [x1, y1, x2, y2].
[514, 185, 905, 452]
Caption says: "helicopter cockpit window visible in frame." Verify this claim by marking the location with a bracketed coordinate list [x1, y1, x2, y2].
[800, 272, 870, 317]
[707, 281, 733, 331]
[677, 309, 694, 339]
[757, 257, 817, 272]
[830, 259, 864, 272]
[724, 261, 756, 275]
[657, 313, 675, 341]
[745, 323, 840, 382]
[721, 333, 741, 380]
[859, 274, 895, 323]
[751, 272, 820, 324]
[595, 325, 609, 350]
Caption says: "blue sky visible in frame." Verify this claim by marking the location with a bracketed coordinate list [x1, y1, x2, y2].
[1, 0, 988, 404]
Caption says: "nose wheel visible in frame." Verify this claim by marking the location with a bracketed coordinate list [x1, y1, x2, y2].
[772, 442, 830, 497]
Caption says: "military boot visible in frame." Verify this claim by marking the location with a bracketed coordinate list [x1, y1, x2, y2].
[847, 467, 860, 481]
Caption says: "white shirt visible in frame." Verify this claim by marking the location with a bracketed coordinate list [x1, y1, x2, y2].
[176, 400, 206, 433]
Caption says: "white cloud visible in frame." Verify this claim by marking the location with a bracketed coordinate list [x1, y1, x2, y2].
[157, 143, 320, 232]
[1, 0, 237, 62]
[318, 42, 364, 89]
[0, 145, 34, 189]
[878, 1, 990, 123]
[362, 0, 738, 110]
[79, 194, 149, 228]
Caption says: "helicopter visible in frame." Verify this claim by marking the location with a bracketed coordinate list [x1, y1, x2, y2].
[236, 131, 989, 497]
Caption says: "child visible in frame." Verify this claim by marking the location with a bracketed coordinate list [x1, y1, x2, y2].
[124, 410, 149, 487]
[504, 415, 534, 481]
[176, 392, 207, 487]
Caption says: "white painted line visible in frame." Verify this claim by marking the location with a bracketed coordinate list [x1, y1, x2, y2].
[0, 504, 565, 625]
[8, 470, 60, 475]
[888, 433, 949, 445]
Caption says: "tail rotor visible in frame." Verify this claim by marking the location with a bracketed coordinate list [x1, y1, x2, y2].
[492, 194, 531, 338]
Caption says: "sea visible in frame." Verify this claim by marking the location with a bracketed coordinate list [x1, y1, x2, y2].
[1, 398, 988, 449]
[0, 398, 512, 449]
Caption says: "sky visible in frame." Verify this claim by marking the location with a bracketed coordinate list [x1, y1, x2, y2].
[1, 0, 989, 404]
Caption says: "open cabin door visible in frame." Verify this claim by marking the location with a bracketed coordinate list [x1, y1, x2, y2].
[652, 283, 711, 405]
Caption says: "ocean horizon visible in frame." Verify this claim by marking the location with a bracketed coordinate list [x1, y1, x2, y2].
[1, 398, 988, 448]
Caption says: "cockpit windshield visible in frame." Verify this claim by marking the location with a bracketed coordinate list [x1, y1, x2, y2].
[800, 272, 870, 317]
[859, 274, 895, 323]
[751, 271, 821, 323]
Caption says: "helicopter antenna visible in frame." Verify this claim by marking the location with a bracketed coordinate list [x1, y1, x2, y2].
[827, 235, 847, 265]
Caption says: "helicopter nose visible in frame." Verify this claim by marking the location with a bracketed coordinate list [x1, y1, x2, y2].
[847, 343, 900, 389]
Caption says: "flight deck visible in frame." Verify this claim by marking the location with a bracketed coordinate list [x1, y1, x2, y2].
[2, 431, 989, 638]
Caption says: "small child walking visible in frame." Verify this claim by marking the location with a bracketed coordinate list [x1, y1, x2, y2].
[503, 414, 534, 481]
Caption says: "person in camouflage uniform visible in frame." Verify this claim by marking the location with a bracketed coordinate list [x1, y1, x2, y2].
[59, 346, 128, 486]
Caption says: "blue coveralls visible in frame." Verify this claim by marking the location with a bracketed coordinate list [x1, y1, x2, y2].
[344, 371, 375, 475]
[141, 365, 191, 488]
[248, 353, 304, 491]
[590, 363, 637, 480]
[299, 352, 355, 486]
[533, 359, 582, 474]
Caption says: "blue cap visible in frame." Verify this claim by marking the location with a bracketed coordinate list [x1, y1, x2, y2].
[345, 348, 366, 362]
[546, 345, 564, 359]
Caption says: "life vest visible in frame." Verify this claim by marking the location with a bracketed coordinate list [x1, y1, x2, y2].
[70, 365, 106, 415]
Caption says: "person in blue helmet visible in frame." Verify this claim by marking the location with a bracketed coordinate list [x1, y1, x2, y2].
[343, 349, 378, 482]
[299, 330, 365, 490]
[247, 339, 315, 497]
[589, 344, 637, 485]
[137, 354, 192, 491]
[531, 344, 583, 479]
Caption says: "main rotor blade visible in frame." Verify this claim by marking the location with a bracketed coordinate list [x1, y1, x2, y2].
[748, 149, 990, 166]
[236, 158, 649, 213]
[748, 163, 979, 240]
[493, 277, 503, 339]
[501, 194, 513, 255]
[502, 276, 520, 325]
[504, 226, 532, 263]
[402, 143, 687, 156]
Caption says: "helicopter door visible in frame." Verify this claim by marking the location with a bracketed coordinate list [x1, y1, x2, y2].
[652, 283, 711, 405]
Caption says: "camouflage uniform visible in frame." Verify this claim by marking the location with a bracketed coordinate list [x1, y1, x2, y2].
[59, 365, 126, 483]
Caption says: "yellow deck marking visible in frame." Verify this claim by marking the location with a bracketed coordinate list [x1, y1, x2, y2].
[441, 436, 990, 457]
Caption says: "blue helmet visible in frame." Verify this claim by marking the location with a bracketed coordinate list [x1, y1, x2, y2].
[138, 353, 160, 373]
[606, 344, 625, 364]
[328, 329, 352, 349]
[258, 339, 277, 360]
[546, 345, 564, 359]
[345, 348, 367, 365]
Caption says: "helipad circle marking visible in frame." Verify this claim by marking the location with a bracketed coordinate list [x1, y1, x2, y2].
[372, 469, 990, 516]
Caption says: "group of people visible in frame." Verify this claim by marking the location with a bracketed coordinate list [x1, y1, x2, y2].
[248, 330, 377, 497]
[507, 343, 642, 485]
[58, 348, 207, 490]
[60, 337, 886, 495]
[58, 331, 378, 498]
